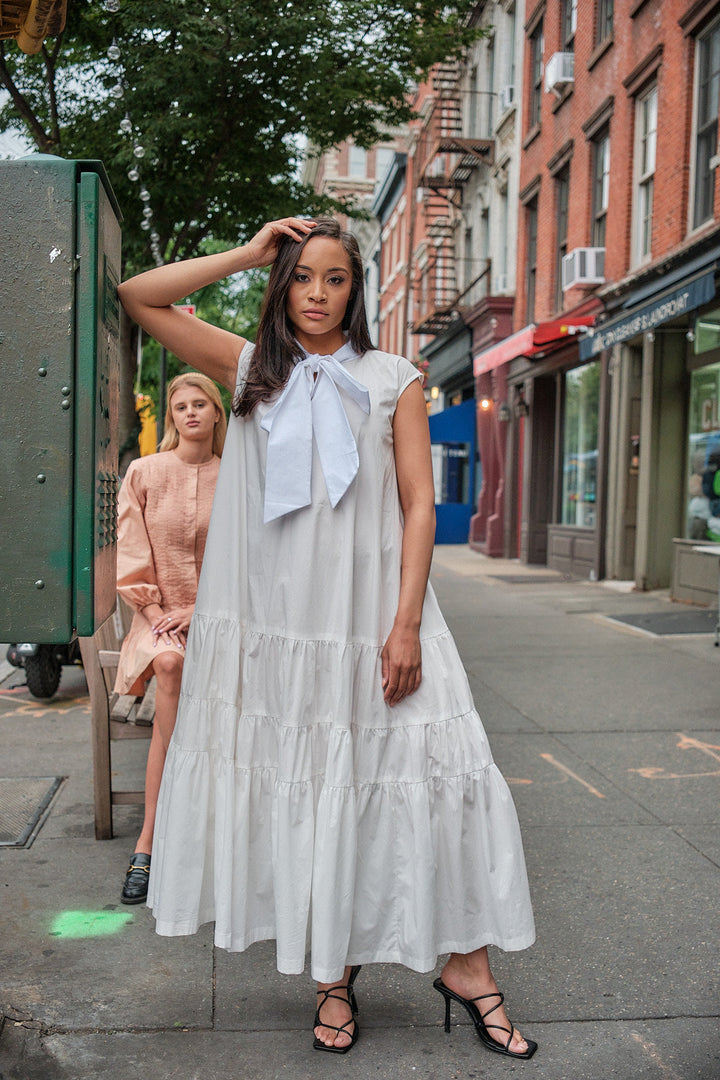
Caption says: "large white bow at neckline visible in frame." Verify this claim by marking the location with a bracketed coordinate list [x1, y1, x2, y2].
[259, 341, 371, 523]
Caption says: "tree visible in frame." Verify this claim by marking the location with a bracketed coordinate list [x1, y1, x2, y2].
[1, 0, 482, 447]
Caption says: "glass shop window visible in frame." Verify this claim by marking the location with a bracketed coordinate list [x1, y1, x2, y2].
[561, 361, 600, 528]
[686, 361, 720, 541]
[430, 442, 471, 505]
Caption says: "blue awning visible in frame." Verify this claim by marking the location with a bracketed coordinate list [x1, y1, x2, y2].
[579, 269, 716, 360]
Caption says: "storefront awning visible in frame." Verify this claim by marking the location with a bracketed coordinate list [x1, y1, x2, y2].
[578, 269, 716, 360]
[473, 318, 595, 377]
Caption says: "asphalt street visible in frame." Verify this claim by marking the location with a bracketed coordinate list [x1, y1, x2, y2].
[0, 546, 718, 1079]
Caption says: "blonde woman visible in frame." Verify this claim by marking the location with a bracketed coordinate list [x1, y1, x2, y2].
[115, 373, 226, 904]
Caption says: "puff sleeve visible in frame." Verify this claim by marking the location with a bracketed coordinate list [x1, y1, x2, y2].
[116, 460, 163, 613]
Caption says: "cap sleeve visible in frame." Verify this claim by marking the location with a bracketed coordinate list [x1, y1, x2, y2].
[397, 355, 424, 399]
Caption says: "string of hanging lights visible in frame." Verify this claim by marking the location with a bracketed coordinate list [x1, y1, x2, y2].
[103, 0, 163, 267]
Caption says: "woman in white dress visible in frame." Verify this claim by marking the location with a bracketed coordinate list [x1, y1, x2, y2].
[117, 217, 537, 1059]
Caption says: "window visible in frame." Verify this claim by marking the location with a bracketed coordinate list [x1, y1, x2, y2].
[561, 361, 600, 529]
[480, 207, 489, 298]
[467, 66, 479, 137]
[555, 168, 570, 310]
[464, 227, 474, 290]
[686, 360, 720, 540]
[597, 0, 613, 44]
[499, 188, 509, 286]
[485, 39, 495, 135]
[526, 198, 538, 322]
[634, 86, 657, 264]
[693, 20, 720, 229]
[529, 21, 543, 130]
[592, 132, 610, 248]
[348, 145, 366, 178]
[506, 7, 516, 91]
[374, 147, 394, 182]
[562, 0, 577, 50]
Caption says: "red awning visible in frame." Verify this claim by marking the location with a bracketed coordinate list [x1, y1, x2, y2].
[531, 316, 595, 348]
[473, 326, 535, 376]
[473, 317, 595, 377]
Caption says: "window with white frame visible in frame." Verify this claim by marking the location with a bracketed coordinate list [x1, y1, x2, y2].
[634, 85, 657, 265]
[693, 18, 720, 229]
[374, 147, 394, 183]
[480, 206, 490, 278]
[498, 188, 509, 288]
[506, 6, 516, 90]
[464, 227, 474, 290]
[467, 66, 479, 137]
[485, 38, 495, 135]
[592, 131, 610, 248]
[348, 144, 367, 178]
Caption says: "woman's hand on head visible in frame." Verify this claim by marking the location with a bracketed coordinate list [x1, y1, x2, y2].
[381, 623, 422, 706]
[244, 218, 316, 268]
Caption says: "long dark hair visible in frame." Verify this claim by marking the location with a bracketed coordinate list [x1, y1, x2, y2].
[233, 218, 374, 416]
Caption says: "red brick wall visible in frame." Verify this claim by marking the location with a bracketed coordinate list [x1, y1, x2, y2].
[515, 0, 719, 331]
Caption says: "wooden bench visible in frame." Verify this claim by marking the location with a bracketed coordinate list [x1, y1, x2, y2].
[79, 598, 155, 840]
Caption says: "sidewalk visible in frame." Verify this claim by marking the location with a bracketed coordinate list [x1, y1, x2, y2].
[1, 548, 718, 1079]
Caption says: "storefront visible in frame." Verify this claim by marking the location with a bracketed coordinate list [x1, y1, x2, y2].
[423, 318, 473, 411]
[473, 316, 600, 572]
[579, 254, 720, 598]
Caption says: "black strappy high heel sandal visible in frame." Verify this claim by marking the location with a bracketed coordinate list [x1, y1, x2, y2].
[313, 965, 362, 1054]
[433, 977, 537, 1060]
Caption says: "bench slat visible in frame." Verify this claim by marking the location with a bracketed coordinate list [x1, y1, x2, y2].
[135, 678, 156, 725]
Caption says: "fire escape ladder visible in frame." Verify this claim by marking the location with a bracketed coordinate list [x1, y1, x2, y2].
[412, 62, 495, 335]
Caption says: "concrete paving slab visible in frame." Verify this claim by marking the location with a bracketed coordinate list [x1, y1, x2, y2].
[555, 731, 720, 827]
[215, 943, 442, 1032]
[519, 825, 718, 1021]
[1, 547, 717, 1079]
[2, 1017, 718, 1080]
[487, 732, 658, 827]
[675, 825, 720, 868]
[0, 837, 214, 1030]
[469, 646, 719, 733]
[466, 679, 540, 734]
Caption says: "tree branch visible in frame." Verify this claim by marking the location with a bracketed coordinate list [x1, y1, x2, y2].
[42, 39, 62, 152]
[0, 43, 54, 152]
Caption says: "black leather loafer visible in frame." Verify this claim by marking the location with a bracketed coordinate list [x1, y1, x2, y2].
[121, 852, 151, 905]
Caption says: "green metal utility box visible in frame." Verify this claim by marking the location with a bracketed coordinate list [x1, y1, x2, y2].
[0, 154, 122, 641]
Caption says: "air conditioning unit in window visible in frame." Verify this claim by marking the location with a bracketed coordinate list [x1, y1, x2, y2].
[544, 51, 574, 95]
[562, 247, 605, 291]
[499, 85, 515, 113]
[493, 273, 510, 294]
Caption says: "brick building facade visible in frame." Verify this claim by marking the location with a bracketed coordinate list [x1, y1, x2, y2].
[306, 0, 720, 595]
[502, 0, 720, 595]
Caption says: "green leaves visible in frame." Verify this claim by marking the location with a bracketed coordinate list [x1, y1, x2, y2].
[2, 1, 480, 275]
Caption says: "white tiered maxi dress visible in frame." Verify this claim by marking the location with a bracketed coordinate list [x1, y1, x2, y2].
[148, 346, 535, 982]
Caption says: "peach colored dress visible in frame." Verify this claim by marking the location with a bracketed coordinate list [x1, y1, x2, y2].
[114, 450, 220, 696]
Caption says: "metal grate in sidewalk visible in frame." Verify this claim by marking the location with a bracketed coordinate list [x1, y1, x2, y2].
[605, 609, 718, 635]
[0, 776, 63, 847]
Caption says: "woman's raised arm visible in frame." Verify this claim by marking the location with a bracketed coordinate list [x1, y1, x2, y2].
[117, 218, 316, 392]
